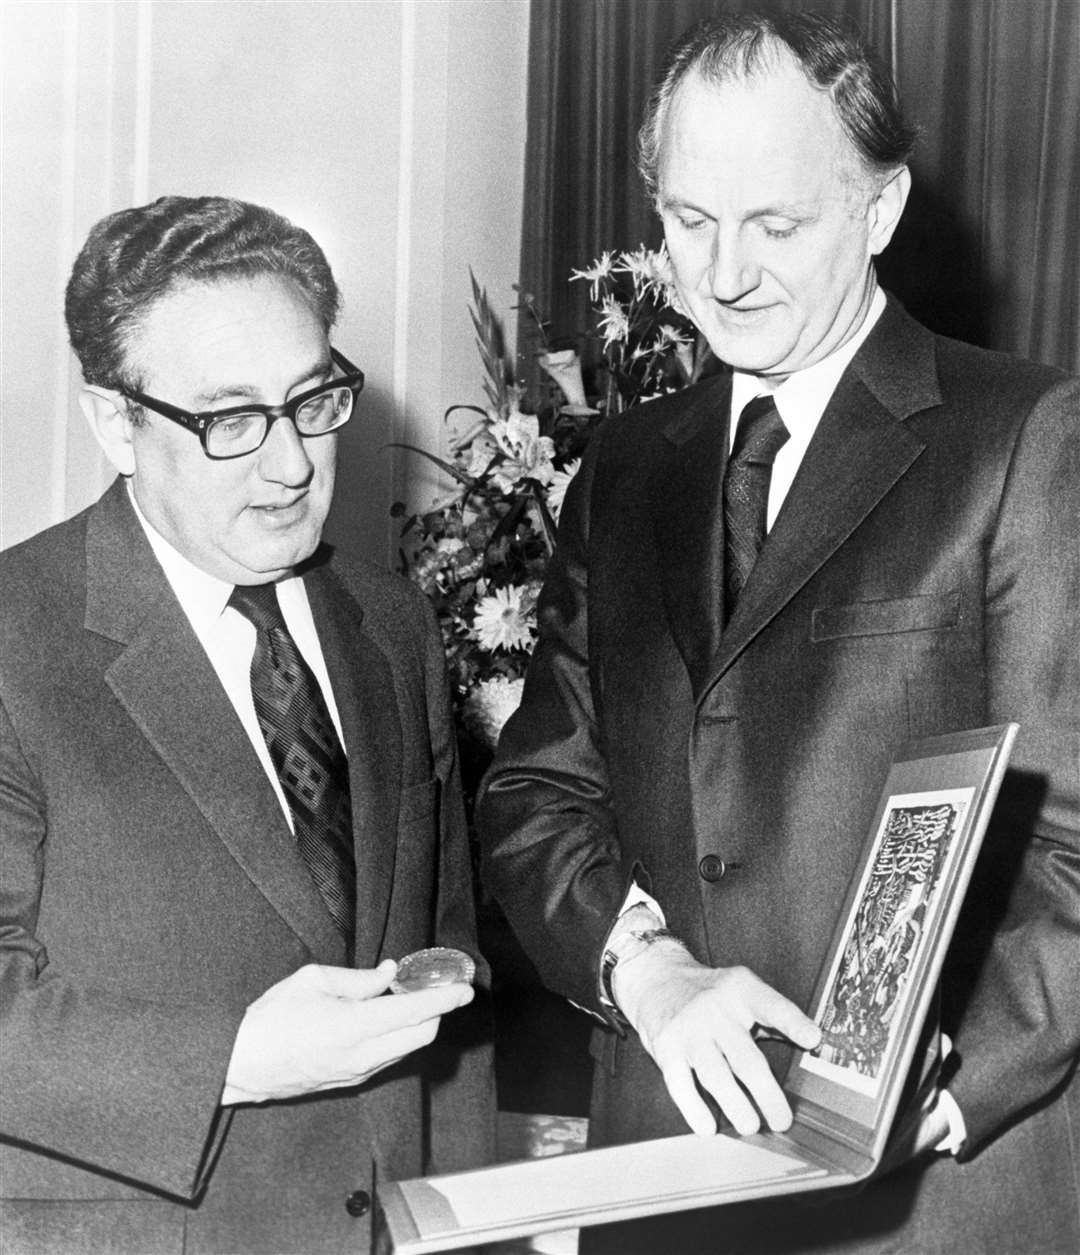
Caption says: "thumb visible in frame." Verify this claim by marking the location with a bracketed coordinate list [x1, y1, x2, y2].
[310, 960, 398, 1001]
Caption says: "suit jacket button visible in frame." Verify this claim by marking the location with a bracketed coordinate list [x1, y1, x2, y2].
[699, 854, 726, 882]
[345, 1189, 371, 1217]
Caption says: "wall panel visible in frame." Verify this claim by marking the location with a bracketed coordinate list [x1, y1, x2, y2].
[0, 0, 530, 566]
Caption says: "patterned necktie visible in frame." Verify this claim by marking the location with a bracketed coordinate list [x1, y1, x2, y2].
[723, 394, 790, 620]
[228, 583, 356, 952]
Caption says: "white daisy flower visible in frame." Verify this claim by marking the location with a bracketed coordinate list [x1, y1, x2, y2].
[471, 585, 536, 653]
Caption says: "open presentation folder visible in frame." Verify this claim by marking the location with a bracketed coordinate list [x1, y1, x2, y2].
[376, 724, 1019, 1253]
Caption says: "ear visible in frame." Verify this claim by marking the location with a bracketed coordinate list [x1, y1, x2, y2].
[79, 386, 137, 476]
[868, 165, 911, 257]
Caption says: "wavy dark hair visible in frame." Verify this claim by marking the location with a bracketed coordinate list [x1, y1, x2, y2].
[65, 195, 340, 391]
[638, 10, 917, 199]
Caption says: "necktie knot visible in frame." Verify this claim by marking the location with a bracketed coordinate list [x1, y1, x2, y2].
[722, 395, 789, 621]
[229, 582, 287, 634]
[730, 395, 789, 466]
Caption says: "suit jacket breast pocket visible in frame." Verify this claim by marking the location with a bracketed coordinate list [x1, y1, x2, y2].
[811, 591, 961, 641]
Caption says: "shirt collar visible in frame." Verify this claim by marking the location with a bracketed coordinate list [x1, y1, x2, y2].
[125, 482, 301, 633]
[127, 483, 232, 629]
[730, 286, 886, 435]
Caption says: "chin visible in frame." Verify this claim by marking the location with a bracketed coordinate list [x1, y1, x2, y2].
[697, 326, 781, 372]
[717, 350, 787, 376]
[721, 336, 802, 375]
[244, 535, 323, 579]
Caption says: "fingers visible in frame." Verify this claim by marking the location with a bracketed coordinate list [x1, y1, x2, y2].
[749, 981, 822, 1052]
[312, 1014, 446, 1091]
[290, 963, 475, 1016]
[661, 1060, 718, 1136]
[636, 963, 803, 1136]
[354, 982, 474, 1038]
[658, 1028, 790, 1136]
[227, 964, 474, 1103]
[680, 1052, 759, 1135]
[308, 960, 398, 1000]
[360, 1014, 442, 1065]
[713, 1029, 791, 1132]
[333, 982, 473, 1087]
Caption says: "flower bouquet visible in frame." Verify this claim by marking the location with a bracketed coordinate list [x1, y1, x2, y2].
[391, 248, 709, 791]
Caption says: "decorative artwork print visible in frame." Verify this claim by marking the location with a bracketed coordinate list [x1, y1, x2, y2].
[802, 788, 974, 1096]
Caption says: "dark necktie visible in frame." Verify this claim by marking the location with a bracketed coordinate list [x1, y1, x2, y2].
[723, 394, 790, 619]
[228, 583, 356, 952]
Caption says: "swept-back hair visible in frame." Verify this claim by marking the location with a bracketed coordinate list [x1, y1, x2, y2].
[638, 10, 917, 197]
[65, 195, 340, 390]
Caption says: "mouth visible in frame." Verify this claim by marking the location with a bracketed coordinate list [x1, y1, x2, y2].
[718, 302, 774, 318]
[250, 496, 308, 523]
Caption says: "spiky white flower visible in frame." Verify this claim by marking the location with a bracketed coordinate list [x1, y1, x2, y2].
[597, 295, 631, 347]
[615, 245, 669, 300]
[546, 458, 582, 523]
[656, 322, 693, 347]
[570, 251, 616, 301]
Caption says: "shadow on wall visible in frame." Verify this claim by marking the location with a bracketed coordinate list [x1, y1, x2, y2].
[878, 178, 993, 351]
[322, 379, 398, 571]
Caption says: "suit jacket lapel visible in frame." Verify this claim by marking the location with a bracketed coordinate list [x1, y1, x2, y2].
[698, 300, 942, 697]
[85, 482, 344, 959]
[652, 374, 733, 693]
[304, 563, 402, 968]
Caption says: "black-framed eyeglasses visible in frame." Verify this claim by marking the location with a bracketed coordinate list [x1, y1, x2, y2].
[121, 348, 365, 460]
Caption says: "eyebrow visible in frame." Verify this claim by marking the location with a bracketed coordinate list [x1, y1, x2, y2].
[747, 204, 816, 224]
[659, 193, 815, 222]
[658, 192, 701, 214]
[190, 353, 333, 409]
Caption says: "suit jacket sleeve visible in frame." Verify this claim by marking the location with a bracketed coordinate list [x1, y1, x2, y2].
[947, 376, 1080, 1156]
[0, 696, 239, 1199]
[478, 442, 634, 1017]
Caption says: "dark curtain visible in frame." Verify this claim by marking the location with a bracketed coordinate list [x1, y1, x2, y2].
[518, 0, 1079, 376]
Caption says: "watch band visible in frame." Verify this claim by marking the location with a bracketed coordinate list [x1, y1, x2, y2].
[600, 926, 688, 1013]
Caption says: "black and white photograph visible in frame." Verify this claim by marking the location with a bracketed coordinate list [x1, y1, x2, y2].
[2, 3, 1077, 1254]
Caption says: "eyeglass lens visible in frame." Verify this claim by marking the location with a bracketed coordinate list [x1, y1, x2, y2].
[205, 385, 355, 457]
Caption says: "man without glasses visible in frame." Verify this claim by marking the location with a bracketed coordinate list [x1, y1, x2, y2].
[480, 11, 1079, 1253]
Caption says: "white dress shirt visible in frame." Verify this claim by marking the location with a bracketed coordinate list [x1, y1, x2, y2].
[128, 486, 345, 832]
[729, 285, 886, 527]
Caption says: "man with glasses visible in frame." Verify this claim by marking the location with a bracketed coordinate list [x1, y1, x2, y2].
[0, 196, 493, 1254]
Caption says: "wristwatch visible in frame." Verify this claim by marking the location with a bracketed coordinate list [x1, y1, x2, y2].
[600, 922, 688, 1013]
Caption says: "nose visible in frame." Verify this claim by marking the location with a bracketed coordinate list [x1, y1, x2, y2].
[705, 227, 759, 303]
[257, 414, 314, 486]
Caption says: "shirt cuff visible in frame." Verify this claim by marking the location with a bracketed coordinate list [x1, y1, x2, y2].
[597, 894, 670, 1019]
[570, 882, 669, 1026]
[620, 882, 666, 923]
[934, 1088, 967, 1155]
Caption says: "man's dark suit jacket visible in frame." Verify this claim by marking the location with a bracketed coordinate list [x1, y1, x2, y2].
[0, 480, 494, 1254]
[479, 299, 1079, 1253]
